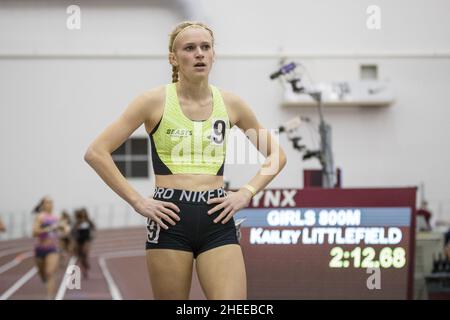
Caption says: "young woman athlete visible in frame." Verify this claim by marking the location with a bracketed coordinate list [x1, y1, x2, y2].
[84, 21, 287, 299]
[32, 196, 60, 299]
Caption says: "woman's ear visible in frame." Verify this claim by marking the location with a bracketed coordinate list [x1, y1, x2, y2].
[168, 52, 178, 67]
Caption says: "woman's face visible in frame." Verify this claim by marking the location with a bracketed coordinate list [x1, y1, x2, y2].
[41, 198, 53, 213]
[170, 27, 215, 81]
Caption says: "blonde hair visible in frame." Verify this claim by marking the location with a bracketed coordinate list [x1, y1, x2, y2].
[168, 21, 215, 83]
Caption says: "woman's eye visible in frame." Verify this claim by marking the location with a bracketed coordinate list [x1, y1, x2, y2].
[202, 45, 211, 50]
[185, 46, 193, 50]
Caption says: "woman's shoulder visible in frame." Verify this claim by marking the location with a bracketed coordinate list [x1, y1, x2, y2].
[136, 85, 166, 107]
[218, 88, 255, 116]
[216, 87, 249, 109]
[35, 211, 48, 218]
[216, 88, 254, 127]
[34, 212, 44, 221]
[35, 212, 57, 223]
[135, 85, 167, 131]
[216, 87, 237, 102]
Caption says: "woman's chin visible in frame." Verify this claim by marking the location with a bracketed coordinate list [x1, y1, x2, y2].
[187, 73, 209, 81]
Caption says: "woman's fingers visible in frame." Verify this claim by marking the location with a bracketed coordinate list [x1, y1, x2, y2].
[207, 196, 227, 205]
[154, 217, 169, 230]
[213, 206, 232, 224]
[158, 207, 178, 225]
[208, 198, 228, 215]
[159, 205, 180, 222]
[160, 201, 180, 213]
[159, 213, 176, 226]
[148, 215, 169, 230]
[221, 209, 236, 224]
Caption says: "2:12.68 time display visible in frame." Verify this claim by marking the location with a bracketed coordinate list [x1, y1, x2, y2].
[329, 247, 406, 269]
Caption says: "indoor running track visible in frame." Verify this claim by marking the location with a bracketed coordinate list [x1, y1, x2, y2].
[0, 227, 207, 300]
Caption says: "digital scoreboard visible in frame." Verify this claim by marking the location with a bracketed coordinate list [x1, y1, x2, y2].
[234, 187, 416, 299]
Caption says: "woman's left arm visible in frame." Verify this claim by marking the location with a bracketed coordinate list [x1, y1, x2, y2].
[208, 93, 287, 223]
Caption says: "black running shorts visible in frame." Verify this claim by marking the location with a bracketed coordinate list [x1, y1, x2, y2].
[145, 187, 240, 258]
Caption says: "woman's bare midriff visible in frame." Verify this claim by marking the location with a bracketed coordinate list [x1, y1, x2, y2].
[38, 238, 55, 247]
[155, 174, 224, 191]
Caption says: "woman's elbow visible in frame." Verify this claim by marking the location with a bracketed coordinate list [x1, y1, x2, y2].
[84, 148, 94, 164]
[280, 151, 287, 170]
[84, 146, 101, 164]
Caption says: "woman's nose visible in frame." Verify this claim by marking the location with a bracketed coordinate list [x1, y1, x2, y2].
[195, 47, 204, 57]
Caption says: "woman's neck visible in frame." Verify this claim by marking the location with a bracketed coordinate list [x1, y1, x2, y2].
[176, 79, 211, 102]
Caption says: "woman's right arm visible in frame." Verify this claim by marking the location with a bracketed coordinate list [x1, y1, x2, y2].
[84, 89, 180, 229]
[32, 215, 43, 237]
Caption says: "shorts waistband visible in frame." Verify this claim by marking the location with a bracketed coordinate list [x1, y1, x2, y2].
[153, 187, 227, 204]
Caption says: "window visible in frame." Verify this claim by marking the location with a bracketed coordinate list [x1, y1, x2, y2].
[360, 64, 378, 80]
[112, 137, 149, 178]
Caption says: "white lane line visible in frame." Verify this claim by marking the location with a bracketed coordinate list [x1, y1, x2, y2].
[98, 250, 144, 300]
[0, 251, 33, 274]
[0, 267, 37, 300]
[91, 247, 142, 256]
[98, 256, 123, 300]
[0, 247, 31, 259]
[55, 256, 78, 300]
[101, 250, 144, 259]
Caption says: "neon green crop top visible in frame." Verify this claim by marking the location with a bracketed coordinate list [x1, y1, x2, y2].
[149, 83, 230, 175]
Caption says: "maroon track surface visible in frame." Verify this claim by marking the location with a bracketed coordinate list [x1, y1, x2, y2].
[0, 227, 206, 300]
